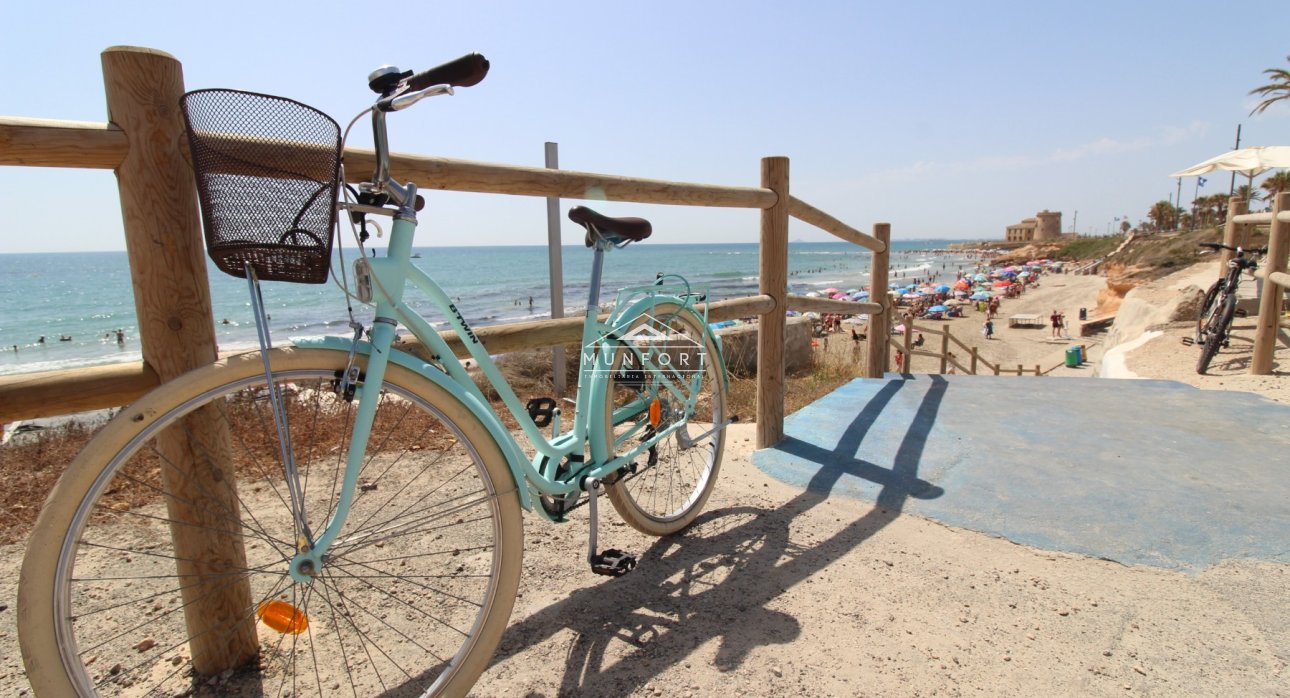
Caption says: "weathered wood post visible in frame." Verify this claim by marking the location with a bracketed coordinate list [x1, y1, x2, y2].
[1220, 196, 1248, 271]
[865, 223, 891, 377]
[970, 346, 979, 374]
[756, 156, 789, 449]
[102, 46, 257, 673]
[1252, 192, 1289, 374]
[939, 333, 949, 374]
[901, 313, 914, 372]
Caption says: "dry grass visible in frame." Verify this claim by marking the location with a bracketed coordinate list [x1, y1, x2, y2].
[0, 342, 856, 546]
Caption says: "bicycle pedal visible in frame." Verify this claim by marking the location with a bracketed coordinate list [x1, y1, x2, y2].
[590, 549, 636, 577]
[1181, 337, 1195, 346]
[1235, 309, 1249, 318]
[526, 397, 557, 427]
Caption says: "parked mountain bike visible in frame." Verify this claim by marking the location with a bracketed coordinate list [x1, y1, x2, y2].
[19, 54, 732, 697]
[1188, 241, 1266, 374]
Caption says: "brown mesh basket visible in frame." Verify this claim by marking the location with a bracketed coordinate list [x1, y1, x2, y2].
[181, 89, 341, 284]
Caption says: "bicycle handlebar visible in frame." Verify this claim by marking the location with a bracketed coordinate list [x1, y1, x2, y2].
[1199, 242, 1268, 255]
[407, 53, 490, 91]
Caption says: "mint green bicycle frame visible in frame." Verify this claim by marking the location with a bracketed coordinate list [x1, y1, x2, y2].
[287, 208, 724, 578]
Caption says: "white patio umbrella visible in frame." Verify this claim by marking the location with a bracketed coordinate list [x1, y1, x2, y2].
[1170, 146, 1290, 178]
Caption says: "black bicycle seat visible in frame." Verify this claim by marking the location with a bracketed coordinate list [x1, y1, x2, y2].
[568, 206, 652, 247]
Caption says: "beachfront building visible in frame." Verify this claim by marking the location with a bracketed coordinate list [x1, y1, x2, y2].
[1004, 210, 1062, 242]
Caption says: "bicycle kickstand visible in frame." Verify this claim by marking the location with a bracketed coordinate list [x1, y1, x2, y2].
[583, 477, 637, 577]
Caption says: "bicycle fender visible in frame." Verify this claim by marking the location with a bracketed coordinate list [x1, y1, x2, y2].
[293, 336, 535, 511]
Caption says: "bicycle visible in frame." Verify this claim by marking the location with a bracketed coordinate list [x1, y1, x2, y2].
[1189, 241, 1266, 374]
[19, 53, 731, 697]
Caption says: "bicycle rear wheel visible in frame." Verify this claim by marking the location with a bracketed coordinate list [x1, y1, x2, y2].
[602, 303, 726, 535]
[1197, 294, 1236, 375]
[19, 347, 522, 697]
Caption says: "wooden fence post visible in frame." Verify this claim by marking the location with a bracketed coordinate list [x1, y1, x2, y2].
[970, 346, 979, 374]
[756, 156, 789, 448]
[102, 46, 256, 674]
[902, 313, 914, 373]
[1252, 192, 1289, 374]
[1220, 196, 1248, 271]
[865, 223, 891, 377]
[940, 333, 949, 374]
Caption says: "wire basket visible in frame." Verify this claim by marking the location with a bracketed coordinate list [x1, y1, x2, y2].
[181, 89, 342, 284]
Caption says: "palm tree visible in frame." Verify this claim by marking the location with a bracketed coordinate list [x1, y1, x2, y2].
[1148, 200, 1175, 231]
[1259, 170, 1290, 203]
[1235, 184, 1261, 206]
[1249, 55, 1290, 115]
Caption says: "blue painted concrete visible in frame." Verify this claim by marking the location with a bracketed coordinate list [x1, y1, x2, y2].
[751, 374, 1290, 571]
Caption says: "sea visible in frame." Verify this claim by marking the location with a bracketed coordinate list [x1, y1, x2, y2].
[0, 240, 985, 376]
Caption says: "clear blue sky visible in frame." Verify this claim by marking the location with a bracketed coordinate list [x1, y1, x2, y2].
[2, 0, 1287, 253]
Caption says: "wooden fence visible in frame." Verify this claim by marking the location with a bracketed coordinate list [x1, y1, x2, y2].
[1227, 193, 1290, 376]
[0, 46, 892, 450]
[885, 313, 1069, 377]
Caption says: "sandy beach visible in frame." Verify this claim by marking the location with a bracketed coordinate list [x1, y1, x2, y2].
[0, 261, 1286, 697]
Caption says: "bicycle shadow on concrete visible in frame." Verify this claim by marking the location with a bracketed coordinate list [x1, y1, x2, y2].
[488, 376, 948, 696]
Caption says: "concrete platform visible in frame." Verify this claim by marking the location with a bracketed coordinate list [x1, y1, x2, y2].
[752, 374, 1290, 572]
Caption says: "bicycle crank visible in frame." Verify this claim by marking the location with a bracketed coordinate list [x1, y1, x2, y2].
[583, 476, 637, 577]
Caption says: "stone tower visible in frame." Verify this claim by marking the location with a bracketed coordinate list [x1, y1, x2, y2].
[1034, 210, 1062, 241]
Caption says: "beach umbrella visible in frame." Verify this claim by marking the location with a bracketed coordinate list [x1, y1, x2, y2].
[850, 291, 870, 299]
[831, 293, 849, 300]
[1018, 271, 1031, 278]
[1170, 145, 1290, 178]
[805, 291, 821, 297]
[889, 282, 900, 288]
[992, 280, 1011, 287]
[1001, 270, 1017, 278]
[945, 299, 964, 306]
[928, 305, 949, 313]
[893, 324, 906, 334]
[935, 284, 951, 293]
[823, 287, 839, 295]
[845, 288, 860, 294]
[973, 273, 988, 282]
[901, 293, 921, 299]
[953, 279, 970, 289]
[953, 289, 969, 297]
[970, 291, 991, 300]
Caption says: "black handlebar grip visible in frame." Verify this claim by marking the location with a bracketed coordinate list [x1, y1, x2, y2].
[407, 53, 490, 91]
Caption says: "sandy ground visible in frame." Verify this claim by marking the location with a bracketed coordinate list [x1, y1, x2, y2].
[2, 265, 1287, 696]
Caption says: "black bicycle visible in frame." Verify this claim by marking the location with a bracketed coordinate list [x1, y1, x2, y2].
[1191, 242, 1266, 374]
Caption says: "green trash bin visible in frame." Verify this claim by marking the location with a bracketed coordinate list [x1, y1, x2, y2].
[1064, 346, 1081, 367]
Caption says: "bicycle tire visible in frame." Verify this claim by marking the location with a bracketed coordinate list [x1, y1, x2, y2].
[1194, 279, 1222, 345]
[1197, 294, 1236, 375]
[19, 347, 523, 697]
[602, 303, 726, 535]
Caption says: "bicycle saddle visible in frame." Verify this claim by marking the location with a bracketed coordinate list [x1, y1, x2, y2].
[569, 206, 652, 247]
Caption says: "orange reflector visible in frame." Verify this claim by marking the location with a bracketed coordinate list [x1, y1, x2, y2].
[257, 600, 309, 635]
[649, 399, 661, 426]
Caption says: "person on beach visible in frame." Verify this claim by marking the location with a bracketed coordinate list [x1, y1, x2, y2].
[894, 349, 904, 371]
[983, 318, 994, 340]
[1050, 310, 1062, 338]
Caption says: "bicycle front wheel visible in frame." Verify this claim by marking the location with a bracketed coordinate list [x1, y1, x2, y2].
[1197, 294, 1236, 375]
[1194, 279, 1222, 345]
[603, 303, 726, 536]
[19, 347, 523, 697]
